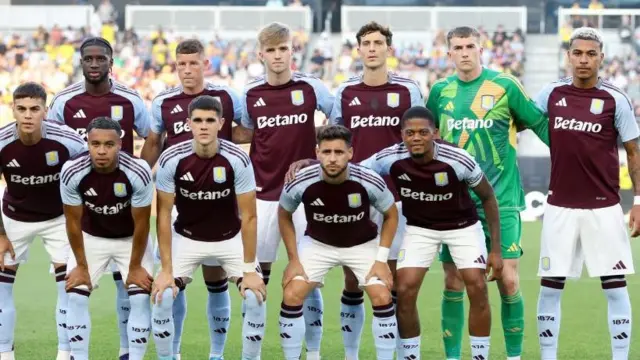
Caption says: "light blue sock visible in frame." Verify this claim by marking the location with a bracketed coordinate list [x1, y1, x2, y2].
[54, 265, 70, 352]
[303, 287, 323, 353]
[172, 287, 187, 355]
[206, 280, 231, 358]
[0, 269, 16, 353]
[279, 303, 305, 360]
[242, 289, 266, 359]
[152, 288, 175, 358]
[114, 273, 131, 354]
[340, 290, 365, 359]
[127, 289, 151, 360]
[67, 289, 91, 360]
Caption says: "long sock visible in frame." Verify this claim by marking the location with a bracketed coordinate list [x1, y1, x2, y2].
[391, 290, 399, 352]
[371, 302, 397, 360]
[603, 278, 632, 360]
[172, 283, 187, 355]
[341, 290, 365, 360]
[470, 336, 490, 360]
[242, 289, 266, 359]
[441, 290, 464, 359]
[303, 287, 323, 354]
[127, 289, 151, 360]
[54, 266, 70, 352]
[206, 279, 231, 358]
[67, 289, 91, 360]
[114, 272, 130, 356]
[537, 279, 564, 360]
[400, 336, 420, 359]
[152, 288, 175, 359]
[0, 269, 16, 353]
[279, 303, 305, 360]
[502, 290, 525, 357]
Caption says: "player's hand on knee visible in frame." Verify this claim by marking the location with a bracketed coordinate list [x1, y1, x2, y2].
[65, 265, 92, 291]
[285, 159, 313, 183]
[628, 205, 640, 237]
[486, 250, 503, 282]
[282, 259, 308, 288]
[126, 265, 153, 292]
[366, 261, 393, 290]
[241, 272, 267, 303]
[152, 270, 178, 304]
[0, 235, 15, 271]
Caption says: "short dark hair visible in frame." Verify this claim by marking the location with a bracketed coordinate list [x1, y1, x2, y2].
[446, 26, 481, 48]
[80, 37, 114, 57]
[356, 21, 393, 46]
[316, 125, 352, 147]
[176, 39, 205, 56]
[13, 82, 47, 103]
[401, 106, 436, 128]
[188, 95, 223, 117]
[87, 116, 122, 135]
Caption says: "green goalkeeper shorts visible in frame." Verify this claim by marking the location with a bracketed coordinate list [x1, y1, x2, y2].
[439, 210, 523, 263]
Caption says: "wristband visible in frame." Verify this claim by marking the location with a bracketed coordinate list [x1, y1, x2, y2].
[635, 196, 640, 205]
[242, 262, 256, 273]
[376, 247, 390, 263]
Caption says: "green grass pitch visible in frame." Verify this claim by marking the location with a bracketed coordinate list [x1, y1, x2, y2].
[10, 221, 640, 359]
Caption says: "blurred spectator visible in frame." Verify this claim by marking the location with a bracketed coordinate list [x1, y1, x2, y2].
[97, 0, 117, 24]
[588, 0, 604, 10]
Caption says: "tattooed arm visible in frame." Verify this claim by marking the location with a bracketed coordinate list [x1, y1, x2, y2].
[623, 139, 640, 237]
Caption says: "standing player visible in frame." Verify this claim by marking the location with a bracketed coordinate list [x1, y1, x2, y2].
[426, 26, 549, 360]
[61, 117, 154, 360]
[140, 38, 244, 360]
[328, 22, 423, 357]
[0, 83, 86, 360]
[534, 28, 638, 360]
[234, 22, 334, 359]
[48, 36, 151, 359]
[278, 125, 399, 360]
[151, 96, 266, 360]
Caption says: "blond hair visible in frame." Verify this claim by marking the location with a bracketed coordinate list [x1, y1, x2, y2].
[258, 22, 291, 47]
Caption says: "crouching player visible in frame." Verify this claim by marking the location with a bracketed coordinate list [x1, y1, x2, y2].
[151, 95, 266, 360]
[278, 125, 399, 360]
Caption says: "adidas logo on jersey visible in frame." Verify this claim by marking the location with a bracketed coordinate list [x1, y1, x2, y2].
[254, 98, 266, 107]
[310, 198, 325, 206]
[6, 159, 20, 168]
[555, 97, 567, 107]
[73, 110, 87, 119]
[170, 104, 184, 114]
[180, 172, 195, 181]
[349, 97, 361, 106]
[398, 174, 411, 181]
[84, 188, 98, 196]
[612, 261, 627, 270]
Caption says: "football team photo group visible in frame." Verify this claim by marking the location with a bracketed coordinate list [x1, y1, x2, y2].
[0, 15, 637, 360]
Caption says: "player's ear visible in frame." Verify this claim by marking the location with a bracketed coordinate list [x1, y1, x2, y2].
[347, 146, 353, 161]
[315, 145, 321, 159]
[218, 117, 225, 129]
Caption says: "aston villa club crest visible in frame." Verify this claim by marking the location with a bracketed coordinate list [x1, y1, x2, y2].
[45, 151, 59, 166]
[291, 90, 304, 106]
[435, 172, 449, 186]
[387, 93, 400, 108]
[213, 166, 226, 183]
[348, 193, 362, 208]
[590, 99, 604, 115]
[111, 105, 123, 121]
[114, 182, 127, 197]
[481, 95, 495, 110]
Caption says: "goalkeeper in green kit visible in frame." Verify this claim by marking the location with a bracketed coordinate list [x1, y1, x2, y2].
[426, 26, 549, 360]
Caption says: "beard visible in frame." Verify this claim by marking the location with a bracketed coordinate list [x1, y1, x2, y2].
[320, 163, 348, 179]
[83, 69, 109, 85]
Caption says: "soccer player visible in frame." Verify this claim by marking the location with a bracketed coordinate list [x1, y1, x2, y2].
[425, 26, 549, 360]
[234, 22, 334, 358]
[61, 117, 154, 360]
[0, 83, 85, 360]
[534, 28, 638, 360]
[328, 21, 423, 357]
[152, 95, 266, 360]
[360, 106, 502, 359]
[48, 36, 151, 359]
[278, 125, 399, 360]
[140, 38, 244, 359]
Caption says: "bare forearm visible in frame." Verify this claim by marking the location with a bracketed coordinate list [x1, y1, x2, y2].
[482, 197, 501, 252]
[628, 151, 640, 196]
[379, 216, 398, 249]
[240, 215, 258, 263]
[140, 140, 162, 168]
[279, 212, 299, 261]
[67, 222, 88, 267]
[157, 210, 173, 272]
[232, 126, 253, 144]
[130, 212, 150, 268]
[0, 215, 6, 235]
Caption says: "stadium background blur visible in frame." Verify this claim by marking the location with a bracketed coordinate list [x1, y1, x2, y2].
[0, 0, 639, 359]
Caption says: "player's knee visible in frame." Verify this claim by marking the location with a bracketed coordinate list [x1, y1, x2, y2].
[244, 289, 263, 309]
[444, 269, 464, 291]
[153, 288, 175, 312]
[283, 283, 306, 306]
[368, 286, 392, 307]
[498, 269, 520, 295]
[395, 278, 419, 303]
[465, 273, 488, 304]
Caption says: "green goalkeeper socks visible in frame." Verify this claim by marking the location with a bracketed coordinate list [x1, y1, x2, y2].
[501, 290, 525, 357]
[441, 290, 465, 359]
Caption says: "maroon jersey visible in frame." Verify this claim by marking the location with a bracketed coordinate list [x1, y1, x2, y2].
[48, 80, 151, 154]
[361, 141, 483, 231]
[279, 163, 395, 247]
[0, 121, 85, 222]
[241, 72, 334, 201]
[151, 83, 243, 147]
[60, 151, 153, 238]
[535, 78, 640, 209]
[329, 74, 423, 200]
[156, 139, 255, 242]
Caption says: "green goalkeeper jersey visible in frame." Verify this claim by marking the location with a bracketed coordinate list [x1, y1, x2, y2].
[426, 68, 549, 212]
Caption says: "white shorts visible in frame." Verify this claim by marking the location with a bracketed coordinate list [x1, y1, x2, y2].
[370, 201, 407, 260]
[3, 214, 69, 266]
[397, 223, 487, 270]
[298, 237, 383, 287]
[173, 231, 260, 282]
[66, 232, 154, 290]
[256, 200, 306, 263]
[539, 203, 634, 278]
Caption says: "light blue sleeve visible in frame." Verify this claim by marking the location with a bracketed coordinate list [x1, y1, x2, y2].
[226, 86, 244, 125]
[234, 160, 256, 195]
[328, 85, 345, 125]
[363, 171, 395, 213]
[53, 124, 88, 157]
[128, 159, 153, 207]
[132, 94, 151, 138]
[307, 76, 334, 116]
[612, 91, 640, 143]
[240, 87, 254, 129]
[155, 155, 178, 194]
[534, 83, 554, 115]
[408, 81, 425, 107]
[149, 96, 165, 134]
[60, 162, 83, 206]
[463, 152, 484, 188]
[279, 182, 303, 213]
[47, 95, 67, 124]
[359, 144, 405, 176]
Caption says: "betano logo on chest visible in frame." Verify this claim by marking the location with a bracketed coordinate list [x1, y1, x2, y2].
[257, 114, 308, 129]
[447, 118, 494, 130]
[400, 187, 453, 201]
[10, 173, 60, 185]
[85, 200, 130, 215]
[179, 187, 231, 200]
[313, 211, 366, 223]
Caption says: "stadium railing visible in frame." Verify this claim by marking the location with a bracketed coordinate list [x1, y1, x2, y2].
[0, 5, 93, 32]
